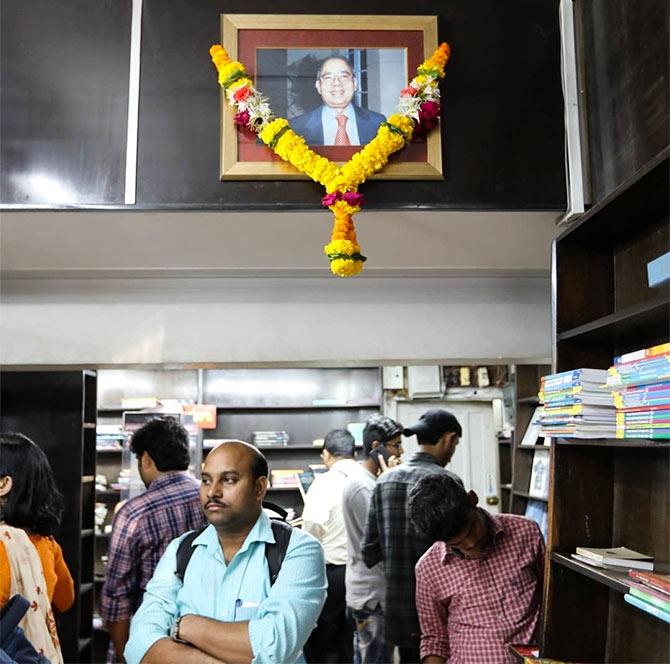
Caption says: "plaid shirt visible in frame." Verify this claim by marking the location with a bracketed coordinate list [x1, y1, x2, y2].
[100, 471, 206, 622]
[361, 452, 462, 648]
[415, 513, 545, 664]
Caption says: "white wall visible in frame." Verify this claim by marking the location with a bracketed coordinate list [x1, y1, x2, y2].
[0, 275, 550, 367]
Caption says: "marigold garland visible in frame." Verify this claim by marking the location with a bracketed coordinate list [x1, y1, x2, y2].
[209, 42, 451, 277]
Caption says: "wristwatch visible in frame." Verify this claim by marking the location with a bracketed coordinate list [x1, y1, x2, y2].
[169, 615, 189, 644]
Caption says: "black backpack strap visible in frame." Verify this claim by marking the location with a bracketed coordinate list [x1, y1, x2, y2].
[175, 528, 205, 583]
[262, 500, 289, 520]
[266, 520, 292, 586]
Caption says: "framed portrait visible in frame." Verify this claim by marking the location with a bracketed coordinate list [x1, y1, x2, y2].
[219, 14, 442, 180]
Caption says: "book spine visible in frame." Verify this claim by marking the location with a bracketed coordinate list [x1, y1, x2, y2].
[630, 586, 670, 612]
[628, 571, 670, 594]
[614, 343, 670, 366]
[624, 593, 670, 623]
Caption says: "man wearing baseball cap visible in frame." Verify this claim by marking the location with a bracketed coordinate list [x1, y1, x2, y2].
[360, 409, 462, 663]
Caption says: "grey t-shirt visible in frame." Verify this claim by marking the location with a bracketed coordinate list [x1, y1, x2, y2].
[342, 464, 385, 611]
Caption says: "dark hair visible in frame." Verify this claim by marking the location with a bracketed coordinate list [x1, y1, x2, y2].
[323, 429, 355, 458]
[362, 415, 403, 458]
[249, 445, 269, 481]
[408, 474, 471, 543]
[316, 55, 352, 79]
[130, 417, 190, 471]
[0, 432, 64, 537]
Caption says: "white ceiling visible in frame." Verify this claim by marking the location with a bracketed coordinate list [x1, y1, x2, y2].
[0, 209, 559, 278]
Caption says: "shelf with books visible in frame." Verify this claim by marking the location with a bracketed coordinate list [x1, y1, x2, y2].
[509, 365, 550, 514]
[551, 553, 630, 593]
[542, 148, 670, 661]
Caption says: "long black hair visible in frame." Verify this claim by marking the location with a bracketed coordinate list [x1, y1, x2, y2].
[0, 432, 64, 537]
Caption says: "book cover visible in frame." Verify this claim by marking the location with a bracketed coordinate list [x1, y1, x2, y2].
[629, 584, 670, 612]
[528, 448, 549, 499]
[628, 571, 670, 595]
[624, 593, 670, 624]
[575, 546, 654, 570]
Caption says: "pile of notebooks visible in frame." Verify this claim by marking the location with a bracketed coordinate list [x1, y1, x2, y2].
[252, 430, 290, 446]
[538, 368, 615, 438]
[625, 570, 670, 624]
[607, 342, 670, 440]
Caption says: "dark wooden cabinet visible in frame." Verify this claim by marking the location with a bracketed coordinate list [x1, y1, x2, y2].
[0, 370, 97, 664]
[540, 149, 669, 662]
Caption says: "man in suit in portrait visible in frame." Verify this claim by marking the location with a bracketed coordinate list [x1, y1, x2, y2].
[290, 56, 386, 146]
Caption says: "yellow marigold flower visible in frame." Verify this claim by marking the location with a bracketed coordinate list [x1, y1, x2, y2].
[260, 118, 289, 145]
[330, 258, 364, 277]
[324, 239, 360, 256]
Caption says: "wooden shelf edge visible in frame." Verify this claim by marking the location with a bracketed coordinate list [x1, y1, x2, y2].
[554, 437, 670, 448]
[551, 552, 631, 593]
[556, 146, 669, 242]
[512, 490, 548, 502]
[557, 294, 669, 341]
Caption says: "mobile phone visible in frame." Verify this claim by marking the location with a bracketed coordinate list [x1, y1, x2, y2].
[370, 446, 393, 464]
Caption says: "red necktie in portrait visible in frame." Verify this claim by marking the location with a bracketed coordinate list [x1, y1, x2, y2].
[334, 114, 351, 146]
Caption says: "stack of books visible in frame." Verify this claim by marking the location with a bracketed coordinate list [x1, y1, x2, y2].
[269, 468, 301, 488]
[571, 546, 654, 571]
[625, 571, 670, 624]
[607, 343, 670, 440]
[538, 368, 615, 438]
[252, 431, 290, 446]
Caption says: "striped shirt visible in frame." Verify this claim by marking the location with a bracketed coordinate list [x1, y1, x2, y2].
[361, 452, 462, 648]
[415, 513, 545, 664]
[100, 471, 206, 622]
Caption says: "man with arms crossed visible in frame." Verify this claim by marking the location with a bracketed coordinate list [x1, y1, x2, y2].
[343, 414, 404, 664]
[124, 441, 327, 664]
[409, 474, 544, 664]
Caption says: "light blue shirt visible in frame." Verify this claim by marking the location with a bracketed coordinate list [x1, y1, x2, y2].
[124, 512, 327, 664]
[321, 104, 361, 145]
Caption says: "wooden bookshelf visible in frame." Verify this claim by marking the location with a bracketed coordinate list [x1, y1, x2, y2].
[540, 148, 670, 663]
[509, 365, 550, 514]
[0, 370, 98, 664]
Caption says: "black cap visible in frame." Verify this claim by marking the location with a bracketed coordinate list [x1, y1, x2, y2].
[364, 414, 403, 443]
[403, 409, 462, 442]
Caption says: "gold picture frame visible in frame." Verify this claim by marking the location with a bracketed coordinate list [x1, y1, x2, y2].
[219, 14, 442, 180]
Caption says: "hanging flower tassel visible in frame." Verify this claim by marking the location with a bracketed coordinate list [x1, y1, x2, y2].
[322, 193, 367, 277]
[209, 42, 452, 278]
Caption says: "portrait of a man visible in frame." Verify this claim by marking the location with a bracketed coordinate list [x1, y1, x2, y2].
[256, 47, 406, 149]
[290, 56, 386, 146]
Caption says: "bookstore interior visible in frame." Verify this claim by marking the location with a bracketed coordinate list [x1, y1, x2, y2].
[1, 1, 669, 663]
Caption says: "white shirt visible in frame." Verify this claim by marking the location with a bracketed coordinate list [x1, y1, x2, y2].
[302, 458, 360, 565]
[320, 104, 361, 145]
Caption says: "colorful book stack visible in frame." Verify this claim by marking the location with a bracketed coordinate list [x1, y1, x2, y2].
[538, 368, 615, 438]
[607, 342, 670, 440]
[625, 571, 670, 624]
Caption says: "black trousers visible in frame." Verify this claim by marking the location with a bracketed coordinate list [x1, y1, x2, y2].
[304, 563, 353, 664]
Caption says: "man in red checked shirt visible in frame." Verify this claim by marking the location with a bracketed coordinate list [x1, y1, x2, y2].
[408, 474, 545, 664]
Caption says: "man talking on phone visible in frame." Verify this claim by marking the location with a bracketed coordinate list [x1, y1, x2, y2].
[342, 415, 404, 664]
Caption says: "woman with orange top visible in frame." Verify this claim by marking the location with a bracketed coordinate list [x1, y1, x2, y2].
[0, 432, 75, 663]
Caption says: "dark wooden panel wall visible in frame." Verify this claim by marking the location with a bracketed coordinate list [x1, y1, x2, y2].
[0, 1, 132, 205]
[1, 0, 566, 210]
[577, 0, 669, 203]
